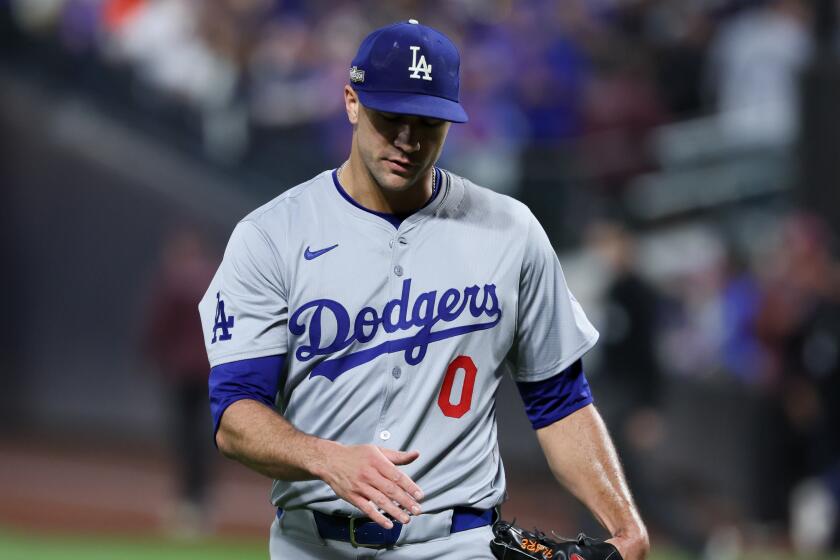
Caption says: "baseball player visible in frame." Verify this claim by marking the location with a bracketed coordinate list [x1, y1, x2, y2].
[199, 20, 649, 560]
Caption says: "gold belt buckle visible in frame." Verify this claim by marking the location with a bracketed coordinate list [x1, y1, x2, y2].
[348, 516, 389, 549]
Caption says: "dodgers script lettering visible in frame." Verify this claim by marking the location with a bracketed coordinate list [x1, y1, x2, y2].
[289, 279, 502, 381]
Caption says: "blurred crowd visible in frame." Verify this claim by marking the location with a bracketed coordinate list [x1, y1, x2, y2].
[585, 212, 840, 554]
[0, 0, 819, 194]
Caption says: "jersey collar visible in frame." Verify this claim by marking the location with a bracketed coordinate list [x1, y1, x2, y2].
[331, 167, 445, 230]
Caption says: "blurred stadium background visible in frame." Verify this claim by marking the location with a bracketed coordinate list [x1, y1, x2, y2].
[1, 0, 839, 558]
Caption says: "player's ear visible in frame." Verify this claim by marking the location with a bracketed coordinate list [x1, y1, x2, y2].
[344, 85, 360, 125]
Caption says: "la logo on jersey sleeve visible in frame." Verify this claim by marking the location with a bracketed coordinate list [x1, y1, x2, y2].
[211, 291, 235, 343]
[408, 46, 432, 81]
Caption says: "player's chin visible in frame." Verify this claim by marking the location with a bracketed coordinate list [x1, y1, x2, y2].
[380, 162, 420, 188]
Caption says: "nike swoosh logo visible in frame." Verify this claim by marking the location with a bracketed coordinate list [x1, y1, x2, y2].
[304, 244, 339, 260]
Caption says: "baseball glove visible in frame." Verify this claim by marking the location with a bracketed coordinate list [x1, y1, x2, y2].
[490, 519, 623, 560]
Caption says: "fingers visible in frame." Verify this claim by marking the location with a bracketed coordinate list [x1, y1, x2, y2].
[380, 448, 419, 466]
[324, 445, 425, 530]
[391, 468, 424, 502]
[378, 448, 424, 501]
[367, 487, 411, 524]
[372, 472, 422, 516]
[357, 449, 423, 528]
[349, 495, 395, 529]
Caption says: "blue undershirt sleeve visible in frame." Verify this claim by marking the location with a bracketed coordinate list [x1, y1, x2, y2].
[515, 358, 593, 430]
[208, 354, 286, 440]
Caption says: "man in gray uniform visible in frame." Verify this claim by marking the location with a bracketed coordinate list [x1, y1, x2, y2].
[199, 19, 649, 560]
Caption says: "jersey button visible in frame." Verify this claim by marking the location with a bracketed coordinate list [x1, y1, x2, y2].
[394, 265, 403, 276]
[392, 367, 402, 379]
[379, 430, 391, 441]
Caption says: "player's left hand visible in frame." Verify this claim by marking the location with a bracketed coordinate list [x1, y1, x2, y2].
[490, 521, 624, 560]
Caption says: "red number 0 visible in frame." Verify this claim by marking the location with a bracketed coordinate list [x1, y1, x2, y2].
[437, 356, 477, 418]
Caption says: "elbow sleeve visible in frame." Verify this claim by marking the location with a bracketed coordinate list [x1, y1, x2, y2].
[208, 354, 286, 440]
[516, 359, 593, 430]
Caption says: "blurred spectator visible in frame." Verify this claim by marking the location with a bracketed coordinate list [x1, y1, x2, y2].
[588, 221, 664, 424]
[586, 221, 680, 542]
[57, 0, 101, 54]
[754, 213, 840, 551]
[441, 24, 529, 195]
[643, 1, 714, 118]
[106, 0, 239, 110]
[705, 0, 812, 145]
[719, 243, 767, 384]
[9, 0, 64, 33]
[578, 38, 668, 192]
[659, 231, 728, 378]
[143, 228, 219, 536]
[511, 5, 590, 143]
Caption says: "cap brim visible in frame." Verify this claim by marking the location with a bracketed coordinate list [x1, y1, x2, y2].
[356, 90, 468, 123]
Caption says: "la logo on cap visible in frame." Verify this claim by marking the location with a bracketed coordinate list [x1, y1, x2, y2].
[408, 45, 432, 81]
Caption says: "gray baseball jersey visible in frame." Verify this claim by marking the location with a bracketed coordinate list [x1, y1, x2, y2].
[198, 168, 598, 515]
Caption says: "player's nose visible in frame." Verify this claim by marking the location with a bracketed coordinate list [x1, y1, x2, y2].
[394, 123, 421, 153]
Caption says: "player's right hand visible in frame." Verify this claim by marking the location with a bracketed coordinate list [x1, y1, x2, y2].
[317, 443, 424, 529]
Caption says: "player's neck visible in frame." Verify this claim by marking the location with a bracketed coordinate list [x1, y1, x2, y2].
[340, 158, 434, 215]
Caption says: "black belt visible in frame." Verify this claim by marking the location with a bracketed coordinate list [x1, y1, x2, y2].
[277, 506, 494, 549]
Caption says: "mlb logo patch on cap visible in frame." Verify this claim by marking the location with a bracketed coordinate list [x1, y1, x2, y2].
[348, 20, 468, 123]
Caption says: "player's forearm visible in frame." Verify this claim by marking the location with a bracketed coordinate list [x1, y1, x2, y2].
[216, 398, 339, 482]
[537, 404, 648, 552]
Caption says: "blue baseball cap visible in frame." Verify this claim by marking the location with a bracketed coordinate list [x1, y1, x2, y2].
[349, 19, 468, 123]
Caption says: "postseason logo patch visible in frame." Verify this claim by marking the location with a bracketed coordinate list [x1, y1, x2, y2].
[349, 66, 365, 83]
[290, 278, 502, 381]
